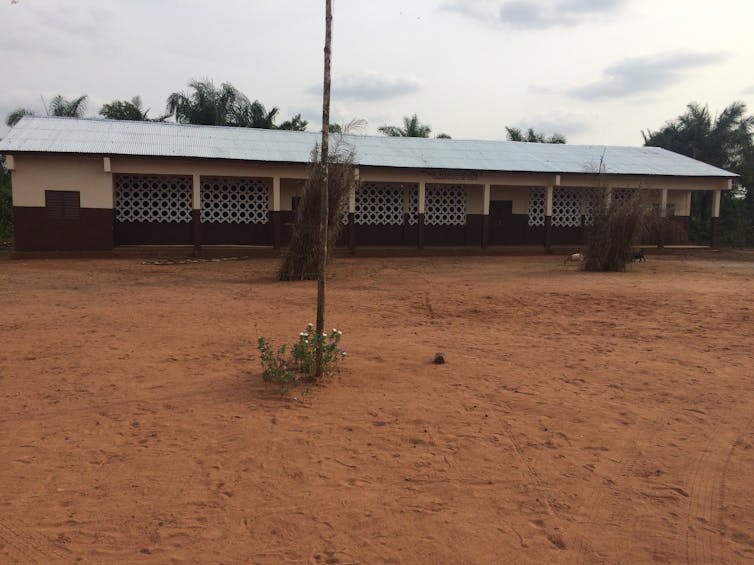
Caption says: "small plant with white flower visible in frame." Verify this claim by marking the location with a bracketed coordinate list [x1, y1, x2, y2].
[257, 324, 346, 392]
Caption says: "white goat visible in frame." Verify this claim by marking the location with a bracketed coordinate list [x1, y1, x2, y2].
[563, 252, 584, 265]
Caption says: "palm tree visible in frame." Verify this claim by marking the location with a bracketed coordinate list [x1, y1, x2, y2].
[100, 96, 168, 121]
[49, 95, 88, 118]
[5, 108, 35, 127]
[278, 113, 308, 131]
[505, 126, 566, 144]
[378, 114, 432, 137]
[234, 100, 280, 129]
[166, 79, 249, 126]
[643, 101, 754, 244]
[6, 94, 88, 127]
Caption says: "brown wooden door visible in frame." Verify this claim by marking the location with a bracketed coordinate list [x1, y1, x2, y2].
[489, 200, 512, 245]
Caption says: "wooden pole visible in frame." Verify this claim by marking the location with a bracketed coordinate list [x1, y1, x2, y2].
[315, 0, 333, 379]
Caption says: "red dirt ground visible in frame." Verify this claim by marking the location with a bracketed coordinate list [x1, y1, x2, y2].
[1, 251, 753, 564]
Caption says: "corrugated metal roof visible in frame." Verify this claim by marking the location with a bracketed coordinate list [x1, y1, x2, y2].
[0, 116, 737, 178]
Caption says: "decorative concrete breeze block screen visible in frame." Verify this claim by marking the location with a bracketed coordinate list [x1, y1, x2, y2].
[201, 177, 270, 224]
[425, 184, 466, 226]
[114, 174, 192, 223]
[355, 182, 406, 225]
[612, 188, 636, 203]
[528, 188, 546, 227]
[552, 188, 583, 227]
[530, 188, 602, 227]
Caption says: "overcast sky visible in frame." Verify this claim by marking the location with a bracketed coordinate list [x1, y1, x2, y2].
[2, 0, 753, 145]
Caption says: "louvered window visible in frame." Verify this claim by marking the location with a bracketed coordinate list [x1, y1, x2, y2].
[45, 190, 80, 220]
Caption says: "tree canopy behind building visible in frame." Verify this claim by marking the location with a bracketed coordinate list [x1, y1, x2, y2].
[505, 127, 566, 144]
[643, 101, 754, 245]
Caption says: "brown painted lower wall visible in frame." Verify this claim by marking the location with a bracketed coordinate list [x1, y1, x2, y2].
[200, 221, 272, 246]
[551, 226, 584, 245]
[352, 223, 419, 246]
[12, 208, 691, 252]
[510, 214, 530, 245]
[424, 214, 485, 246]
[115, 221, 193, 245]
[601, 215, 690, 247]
[14, 206, 114, 251]
[512, 214, 578, 246]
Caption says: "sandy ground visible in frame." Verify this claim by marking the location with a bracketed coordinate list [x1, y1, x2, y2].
[1, 251, 753, 564]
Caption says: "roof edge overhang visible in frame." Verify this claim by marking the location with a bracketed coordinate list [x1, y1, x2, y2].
[0, 149, 739, 182]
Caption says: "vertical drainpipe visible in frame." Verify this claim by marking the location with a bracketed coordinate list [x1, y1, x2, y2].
[418, 180, 426, 249]
[271, 177, 281, 249]
[711, 186, 723, 248]
[482, 183, 490, 250]
[348, 168, 358, 252]
[192, 173, 201, 255]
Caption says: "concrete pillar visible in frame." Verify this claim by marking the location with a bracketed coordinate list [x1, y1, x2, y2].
[418, 181, 426, 249]
[192, 173, 201, 254]
[711, 189, 721, 248]
[658, 188, 668, 248]
[482, 183, 490, 249]
[348, 170, 358, 252]
[271, 177, 281, 249]
[544, 185, 554, 253]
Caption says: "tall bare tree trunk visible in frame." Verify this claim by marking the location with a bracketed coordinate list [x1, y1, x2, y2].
[315, 0, 333, 379]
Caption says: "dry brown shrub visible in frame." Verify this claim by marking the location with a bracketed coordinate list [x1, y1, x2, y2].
[583, 189, 671, 272]
[278, 133, 357, 281]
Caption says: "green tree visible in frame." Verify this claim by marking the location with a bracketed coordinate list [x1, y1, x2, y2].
[436, 132, 452, 139]
[166, 79, 249, 126]
[234, 100, 280, 129]
[505, 126, 566, 144]
[378, 114, 432, 137]
[643, 102, 754, 245]
[100, 96, 168, 121]
[5, 108, 35, 127]
[6, 94, 88, 127]
[278, 113, 308, 131]
[49, 95, 88, 118]
[166, 79, 282, 129]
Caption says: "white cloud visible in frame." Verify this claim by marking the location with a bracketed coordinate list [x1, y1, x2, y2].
[509, 112, 592, 137]
[569, 52, 727, 100]
[441, 0, 627, 28]
[308, 72, 421, 101]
